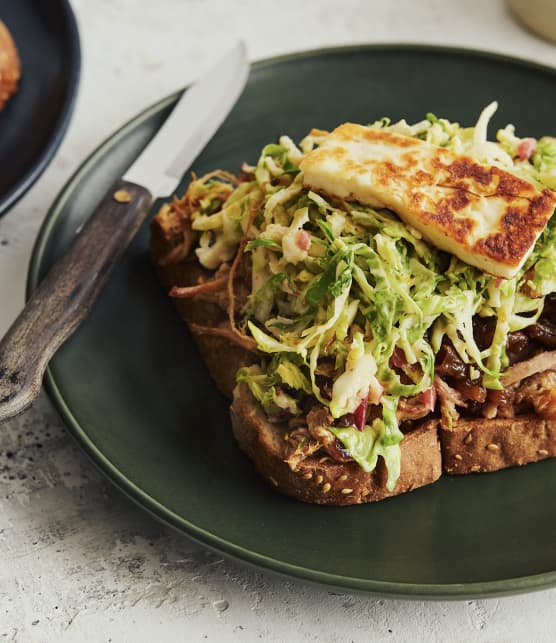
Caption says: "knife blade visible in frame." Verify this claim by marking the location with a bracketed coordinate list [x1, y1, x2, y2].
[0, 41, 249, 422]
[124, 41, 248, 198]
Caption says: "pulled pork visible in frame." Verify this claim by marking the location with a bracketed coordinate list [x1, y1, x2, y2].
[513, 370, 556, 419]
[397, 396, 432, 422]
[501, 350, 556, 387]
[434, 313, 556, 421]
[283, 427, 321, 472]
[188, 322, 258, 352]
[434, 375, 467, 429]
[307, 406, 352, 463]
[170, 258, 252, 316]
[283, 405, 354, 470]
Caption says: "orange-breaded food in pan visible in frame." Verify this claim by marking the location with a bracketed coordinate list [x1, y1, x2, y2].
[0, 20, 20, 110]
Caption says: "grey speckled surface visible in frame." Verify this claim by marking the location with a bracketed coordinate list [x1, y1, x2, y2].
[1, 1, 556, 640]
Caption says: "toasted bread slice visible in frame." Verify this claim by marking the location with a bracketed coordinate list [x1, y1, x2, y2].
[151, 205, 443, 505]
[231, 383, 442, 505]
[150, 203, 255, 398]
[441, 415, 556, 474]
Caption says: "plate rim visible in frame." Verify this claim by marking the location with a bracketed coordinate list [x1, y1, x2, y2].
[0, 0, 81, 217]
[28, 43, 556, 599]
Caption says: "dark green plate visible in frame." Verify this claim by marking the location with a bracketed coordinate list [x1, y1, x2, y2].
[28, 46, 556, 599]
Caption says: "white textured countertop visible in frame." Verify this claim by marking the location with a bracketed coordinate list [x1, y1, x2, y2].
[1, 1, 556, 641]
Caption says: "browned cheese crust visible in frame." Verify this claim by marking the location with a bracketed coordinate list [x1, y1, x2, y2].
[441, 415, 556, 474]
[0, 21, 20, 110]
[299, 125, 556, 276]
[231, 383, 442, 506]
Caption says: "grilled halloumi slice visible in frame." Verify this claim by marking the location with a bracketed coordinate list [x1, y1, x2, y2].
[299, 124, 556, 278]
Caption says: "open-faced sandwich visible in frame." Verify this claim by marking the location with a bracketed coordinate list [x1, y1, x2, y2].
[151, 102, 556, 505]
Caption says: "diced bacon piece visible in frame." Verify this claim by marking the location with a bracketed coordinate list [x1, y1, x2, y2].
[353, 394, 368, 431]
[296, 229, 311, 250]
[420, 387, 437, 412]
[517, 138, 536, 161]
[390, 347, 407, 369]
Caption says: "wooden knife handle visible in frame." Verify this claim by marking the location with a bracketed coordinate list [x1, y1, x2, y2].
[0, 179, 153, 422]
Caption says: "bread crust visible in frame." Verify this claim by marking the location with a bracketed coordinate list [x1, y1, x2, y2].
[440, 415, 556, 474]
[231, 383, 442, 505]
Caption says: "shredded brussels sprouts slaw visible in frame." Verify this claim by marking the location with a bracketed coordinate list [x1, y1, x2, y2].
[183, 103, 556, 490]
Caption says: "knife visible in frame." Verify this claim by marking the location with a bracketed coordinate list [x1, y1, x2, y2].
[0, 41, 249, 422]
